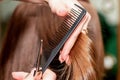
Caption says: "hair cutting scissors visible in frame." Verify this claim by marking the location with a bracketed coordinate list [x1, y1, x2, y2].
[33, 39, 43, 77]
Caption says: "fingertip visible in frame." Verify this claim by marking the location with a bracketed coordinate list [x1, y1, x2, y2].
[59, 54, 71, 65]
[43, 69, 57, 80]
[59, 55, 65, 63]
[12, 72, 16, 78]
[60, 51, 69, 61]
[65, 56, 71, 65]
[12, 72, 22, 79]
[56, 9, 68, 16]
[59, 53, 68, 63]
[12, 72, 28, 79]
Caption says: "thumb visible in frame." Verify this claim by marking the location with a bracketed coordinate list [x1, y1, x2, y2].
[12, 72, 29, 80]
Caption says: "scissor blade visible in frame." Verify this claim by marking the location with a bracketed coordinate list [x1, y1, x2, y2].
[33, 39, 43, 76]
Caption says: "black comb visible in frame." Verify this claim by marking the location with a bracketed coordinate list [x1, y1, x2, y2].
[42, 4, 86, 73]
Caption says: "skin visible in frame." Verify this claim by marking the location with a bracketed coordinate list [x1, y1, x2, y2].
[59, 12, 91, 64]
[45, 0, 80, 16]
[12, 69, 56, 80]
[44, 0, 91, 64]
[20, 0, 80, 16]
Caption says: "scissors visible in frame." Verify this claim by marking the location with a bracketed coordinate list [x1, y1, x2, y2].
[33, 39, 43, 77]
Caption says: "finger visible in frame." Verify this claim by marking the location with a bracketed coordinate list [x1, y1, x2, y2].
[48, 0, 68, 16]
[59, 50, 70, 64]
[34, 72, 42, 80]
[81, 12, 91, 33]
[55, 0, 81, 16]
[56, 5, 68, 17]
[24, 68, 37, 80]
[12, 72, 29, 80]
[59, 13, 91, 63]
[65, 56, 71, 65]
[43, 69, 56, 80]
[59, 16, 87, 61]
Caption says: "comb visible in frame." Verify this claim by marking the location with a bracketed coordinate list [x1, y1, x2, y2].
[42, 4, 87, 73]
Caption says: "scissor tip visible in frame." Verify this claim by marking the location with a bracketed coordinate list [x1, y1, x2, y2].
[41, 39, 43, 42]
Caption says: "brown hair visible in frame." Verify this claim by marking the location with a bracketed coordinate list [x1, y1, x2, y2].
[0, 1, 104, 80]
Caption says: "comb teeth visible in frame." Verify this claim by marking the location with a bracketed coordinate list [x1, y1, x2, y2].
[42, 4, 86, 73]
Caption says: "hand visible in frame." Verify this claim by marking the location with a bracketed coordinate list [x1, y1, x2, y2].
[46, 0, 80, 16]
[12, 69, 56, 80]
[59, 12, 91, 65]
[20, 0, 80, 16]
[45, 0, 91, 65]
[19, 0, 91, 66]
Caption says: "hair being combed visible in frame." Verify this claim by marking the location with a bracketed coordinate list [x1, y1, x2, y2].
[70, 32, 97, 80]
[0, 1, 104, 80]
[50, 32, 97, 80]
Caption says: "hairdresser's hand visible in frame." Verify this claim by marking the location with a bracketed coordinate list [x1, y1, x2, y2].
[45, 0, 80, 16]
[46, 0, 91, 65]
[12, 69, 56, 80]
[59, 12, 91, 65]
[20, 0, 79, 16]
